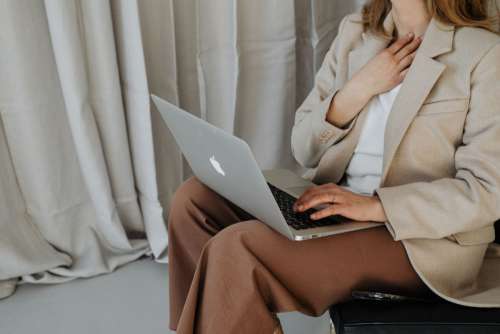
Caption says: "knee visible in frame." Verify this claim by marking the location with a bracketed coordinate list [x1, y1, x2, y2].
[204, 221, 270, 261]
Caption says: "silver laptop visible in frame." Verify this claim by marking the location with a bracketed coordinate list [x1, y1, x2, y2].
[152, 95, 383, 241]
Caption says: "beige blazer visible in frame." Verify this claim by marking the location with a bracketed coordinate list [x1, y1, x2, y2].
[291, 11, 500, 307]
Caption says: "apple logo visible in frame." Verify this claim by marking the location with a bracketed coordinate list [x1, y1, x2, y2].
[209, 155, 225, 176]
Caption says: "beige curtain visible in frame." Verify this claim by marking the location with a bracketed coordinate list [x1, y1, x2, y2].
[0, 0, 364, 300]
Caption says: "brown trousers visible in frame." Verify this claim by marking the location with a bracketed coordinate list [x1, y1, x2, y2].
[168, 177, 430, 333]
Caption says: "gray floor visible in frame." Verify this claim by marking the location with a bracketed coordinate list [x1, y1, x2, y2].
[0, 259, 331, 334]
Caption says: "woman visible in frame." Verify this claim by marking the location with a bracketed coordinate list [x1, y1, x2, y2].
[168, 0, 500, 333]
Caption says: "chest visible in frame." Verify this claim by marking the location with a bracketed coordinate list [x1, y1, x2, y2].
[336, 54, 470, 186]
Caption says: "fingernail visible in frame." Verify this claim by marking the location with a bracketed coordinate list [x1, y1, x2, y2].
[408, 32, 414, 38]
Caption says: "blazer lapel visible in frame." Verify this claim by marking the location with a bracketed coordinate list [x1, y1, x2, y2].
[380, 18, 455, 185]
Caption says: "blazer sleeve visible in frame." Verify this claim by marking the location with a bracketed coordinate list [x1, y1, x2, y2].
[291, 15, 357, 168]
[375, 42, 500, 241]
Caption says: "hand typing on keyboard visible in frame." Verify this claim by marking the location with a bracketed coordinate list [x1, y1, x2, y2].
[268, 183, 341, 230]
[293, 183, 387, 223]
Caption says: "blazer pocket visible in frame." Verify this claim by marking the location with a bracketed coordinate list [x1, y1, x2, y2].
[418, 98, 468, 116]
[452, 225, 496, 246]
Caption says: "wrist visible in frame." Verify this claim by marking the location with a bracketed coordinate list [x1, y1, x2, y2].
[370, 195, 387, 222]
[326, 88, 361, 127]
[346, 78, 374, 103]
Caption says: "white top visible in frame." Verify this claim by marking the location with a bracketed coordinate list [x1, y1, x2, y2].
[342, 84, 402, 195]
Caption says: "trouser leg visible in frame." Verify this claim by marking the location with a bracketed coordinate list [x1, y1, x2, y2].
[168, 177, 251, 329]
[176, 221, 429, 334]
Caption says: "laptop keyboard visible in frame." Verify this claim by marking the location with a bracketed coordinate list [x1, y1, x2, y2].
[267, 183, 341, 230]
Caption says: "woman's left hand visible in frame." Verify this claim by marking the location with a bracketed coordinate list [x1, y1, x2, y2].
[293, 183, 387, 222]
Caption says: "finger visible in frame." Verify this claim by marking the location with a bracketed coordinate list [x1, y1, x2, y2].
[310, 205, 341, 220]
[294, 184, 338, 209]
[294, 186, 319, 207]
[297, 192, 337, 212]
[299, 188, 349, 212]
[296, 184, 342, 207]
[316, 203, 359, 221]
[397, 50, 417, 71]
[295, 187, 321, 208]
[296, 192, 334, 211]
[388, 32, 414, 54]
[395, 36, 421, 61]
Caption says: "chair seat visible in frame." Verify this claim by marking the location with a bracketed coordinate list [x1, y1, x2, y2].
[329, 299, 500, 334]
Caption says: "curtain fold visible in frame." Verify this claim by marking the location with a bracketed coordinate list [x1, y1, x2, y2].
[112, 0, 172, 261]
[0, 0, 363, 297]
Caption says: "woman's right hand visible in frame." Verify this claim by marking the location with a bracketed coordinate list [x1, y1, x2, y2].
[326, 33, 421, 127]
[354, 32, 422, 96]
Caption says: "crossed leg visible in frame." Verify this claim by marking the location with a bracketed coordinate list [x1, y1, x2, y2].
[168, 177, 428, 333]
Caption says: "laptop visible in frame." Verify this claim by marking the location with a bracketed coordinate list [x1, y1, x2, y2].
[152, 95, 383, 241]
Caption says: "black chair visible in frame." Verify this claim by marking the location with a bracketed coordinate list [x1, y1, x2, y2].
[329, 221, 500, 334]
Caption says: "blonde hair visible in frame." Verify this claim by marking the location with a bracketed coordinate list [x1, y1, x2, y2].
[361, 0, 499, 37]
